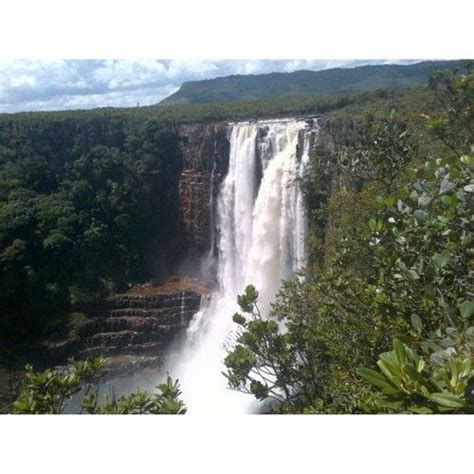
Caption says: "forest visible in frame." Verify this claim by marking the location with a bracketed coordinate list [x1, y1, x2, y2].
[0, 114, 183, 361]
[0, 65, 472, 414]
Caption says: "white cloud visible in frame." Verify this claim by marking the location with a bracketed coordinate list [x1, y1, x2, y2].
[2, 83, 179, 112]
[166, 59, 219, 78]
[0, 59, 420, 113]
[10, 74, 37, 87]
[93, 59, 168, 88]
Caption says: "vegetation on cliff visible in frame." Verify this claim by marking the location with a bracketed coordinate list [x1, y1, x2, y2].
[0, 117, 183, 359]
[224, 67, 474, 414]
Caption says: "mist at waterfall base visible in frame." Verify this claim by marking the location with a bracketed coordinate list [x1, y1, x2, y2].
[164, 118, 318, 414]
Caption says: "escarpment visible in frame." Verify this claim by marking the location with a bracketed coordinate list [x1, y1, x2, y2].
[176, 123, 229, 255]
[147, 122, 230, 279]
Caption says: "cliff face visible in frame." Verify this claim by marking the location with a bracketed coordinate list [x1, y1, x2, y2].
[176, 123, 229, 255]
[140, 122, 230, 281]
[2, 116, 330, 370]
[78, 125, 230, 366]
[77, 290, 202, 359]
[48, 278, 209, 373]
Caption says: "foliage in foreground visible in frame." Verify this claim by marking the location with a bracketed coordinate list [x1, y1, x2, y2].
[11, 358, 186, 414]
[358, 337, 473, 413]
[224, 67, 474, 414]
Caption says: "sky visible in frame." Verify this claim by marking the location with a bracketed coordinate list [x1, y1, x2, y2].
[0, 59, 418, 114]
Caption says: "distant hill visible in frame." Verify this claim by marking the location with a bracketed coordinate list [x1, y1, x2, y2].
[160, 60, 466, 105]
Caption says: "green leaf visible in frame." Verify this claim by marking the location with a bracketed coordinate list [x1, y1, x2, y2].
[408, 405, 433, 414]
[393, 339, 407, 365]
[440, 177, 455, 195]
[414, 210, 428, 223]
[368, 218, 377, 231]
[460, 155, 474, 169]
[379, 351, 400, 376]
[372, 399, 404, 410]
[459, 359, 471, 378]
[232, 312, 247, 326]
[429, 392, 465, 409]
[441, 194, 458, 208]
[395, 258, 407, 270]
[357, 368, 398, 395]
[418, 194, 432, 207]
[432, 250, 452, 268]
[411, 314, 424, 333]
[457, 300, 474, 319]
[405, 269, 420, 281]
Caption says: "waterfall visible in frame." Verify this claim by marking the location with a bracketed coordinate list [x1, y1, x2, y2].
[179, 291, 185, 325]
[169, 118, 317, 414]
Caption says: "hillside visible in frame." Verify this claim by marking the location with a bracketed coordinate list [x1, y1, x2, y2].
[159, 60, 465, 105]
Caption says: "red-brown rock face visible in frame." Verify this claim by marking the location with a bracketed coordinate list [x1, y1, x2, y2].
[177, 123, 229, 254]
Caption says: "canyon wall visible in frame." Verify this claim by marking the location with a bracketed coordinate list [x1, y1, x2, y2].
[149, 122, 230, 281]
[0, 114, 342, 370]
[176, 123, 229, 255]
[60, 124, 230, 368]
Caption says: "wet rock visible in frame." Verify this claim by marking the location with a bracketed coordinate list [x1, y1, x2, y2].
[177, 123, 229, 254]
[50, 279, 207, 365]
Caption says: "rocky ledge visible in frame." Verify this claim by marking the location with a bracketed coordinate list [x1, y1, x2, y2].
[48, 277, 208, 373]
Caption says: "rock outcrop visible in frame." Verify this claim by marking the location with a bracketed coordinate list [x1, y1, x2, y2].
[48, 278, 208, 372]
[177, 123, 229, 255]
[78, 291, 201, 358]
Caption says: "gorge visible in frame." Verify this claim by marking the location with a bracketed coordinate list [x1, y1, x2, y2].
[3, 64, 471, 415]
[77, 117, 319, 413]
[58, 117, 320, 414]
[0, 110, 320, 412]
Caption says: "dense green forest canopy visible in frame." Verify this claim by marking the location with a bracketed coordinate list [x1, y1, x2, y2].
[160, 61, 466, 105]
[0, 86, 430, 125]
[0, 109, 185, 358]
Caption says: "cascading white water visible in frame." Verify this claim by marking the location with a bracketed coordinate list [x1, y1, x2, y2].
[169, 118, 316, 414]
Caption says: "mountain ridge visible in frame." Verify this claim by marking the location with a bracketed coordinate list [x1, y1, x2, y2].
[159, 60, 466, 105]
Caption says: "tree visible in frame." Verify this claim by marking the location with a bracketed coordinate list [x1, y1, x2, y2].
[356, 153, 474, 413]
[11, 358, 186, 414]
[427, 62, 473, 156]
[358, 337, 473, 414]
[225, 152, 473, 413]
[224, 277, 383, 413]
[339, 112, 416, 194]
[224, 68, 473, 414]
